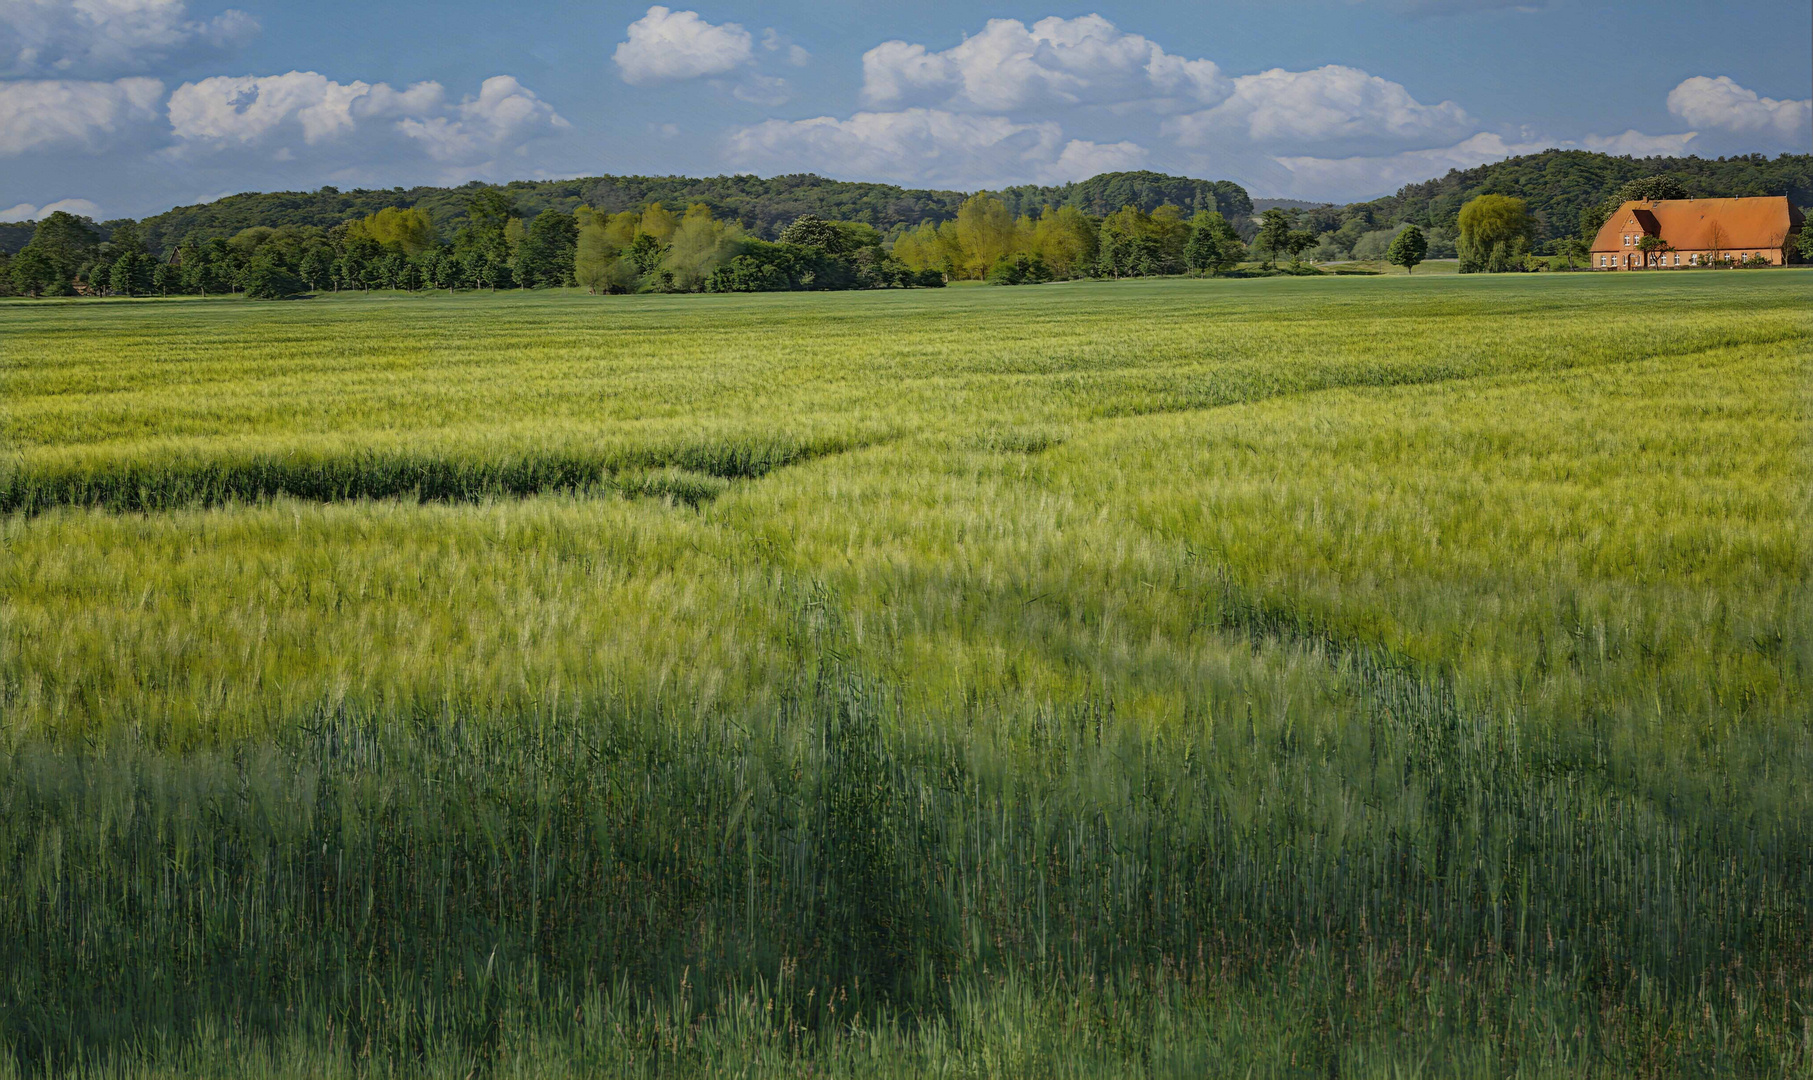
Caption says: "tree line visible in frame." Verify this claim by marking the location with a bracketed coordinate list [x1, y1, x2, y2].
[1343, 150, 1812, 249]
[6, 152, 1806, 297]
[38, 171, 1245, 258]
[1155, 151, 1810, 271]
[1445, 174, 1813, 273]
[0, 190, 1269, 299]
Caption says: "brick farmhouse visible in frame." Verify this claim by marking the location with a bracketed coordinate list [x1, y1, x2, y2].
[1590, 196, 1803, 270]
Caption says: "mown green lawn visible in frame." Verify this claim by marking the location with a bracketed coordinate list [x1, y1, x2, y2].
[2, 271, 1809, 1077]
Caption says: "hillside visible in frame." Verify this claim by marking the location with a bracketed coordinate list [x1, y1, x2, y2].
[992, 171, 1252, 221]
[0, 222, 35, 256]
[134, 171, 1252, 255]
[135, 174, 962, 254]
[1345, 150, 1813, 244]
[37, 151, 1813, 260]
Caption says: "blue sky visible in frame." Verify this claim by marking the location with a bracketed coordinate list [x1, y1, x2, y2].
[2, 0, 1808, 221]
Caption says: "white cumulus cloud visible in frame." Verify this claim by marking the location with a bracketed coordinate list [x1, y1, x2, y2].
[1, 0, 257, 77]
[0, 76, 162, 155]
[1666, 76, 1810, 144]
[838, 15, 1483, 192]
[614, 6, 753, 85]
[396, 76, 570, 161]
[167, 71, 565, 162]
[727, 107, 1144, 189]
[1, 196, 104, 220]
[1580, 129, 1699, 157]
[1271, 132, 1545, 200]
[1165, 65, 1473, 155]
[862, 15, 1226, 113]
[731, 73, 791, 107]
[1270, 122, 1710, 202]
[160, 70, 570, 191]
[169, 71, 399, 144]
[761, 29, 809, 68]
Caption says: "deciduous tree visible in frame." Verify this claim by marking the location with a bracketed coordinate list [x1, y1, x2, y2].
[521, 209, 578, 288]
[243, 256, 304, 299]
[1030, 205, 1098, 278]
[1184, 221, 1222, 274]
[1256, 208, 1294, 269]
[1386, 224, 1428, 273]
[299, 248, 334, 291]
[20, 211, 100, 294]
[9, 247, 57, 296]
[351, 207, 436, 255]
[955, 195, 1014, 278]
[1457, 194, 1531, 273]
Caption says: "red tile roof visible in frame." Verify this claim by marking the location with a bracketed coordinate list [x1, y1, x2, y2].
[1591, 197, 1801, 253]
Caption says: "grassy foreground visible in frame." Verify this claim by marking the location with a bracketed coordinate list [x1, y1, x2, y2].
[2, 273, 1810, 1077]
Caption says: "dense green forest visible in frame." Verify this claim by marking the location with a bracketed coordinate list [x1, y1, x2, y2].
[108, 151, 1813, 258]
[0, 170, 1261, 299]
[0, 222, 33, 255]
[115, 171, 1250, 256]
[1344, 150, 1813, 245]
[2, 152, 1807, 299]
[131, 174, 972, 254]
[991, 171, 1252, 222]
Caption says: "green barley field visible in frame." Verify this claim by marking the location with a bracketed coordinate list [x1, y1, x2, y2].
[2, 271, 1809, 1077]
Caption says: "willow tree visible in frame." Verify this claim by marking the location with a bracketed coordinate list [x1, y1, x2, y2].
[1457, 194, 1531, 273]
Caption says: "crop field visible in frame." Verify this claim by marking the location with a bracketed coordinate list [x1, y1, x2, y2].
[2, 271, 1810, 1077]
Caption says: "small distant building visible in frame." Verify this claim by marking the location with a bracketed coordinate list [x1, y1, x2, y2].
[1590, 196, 1803, 270]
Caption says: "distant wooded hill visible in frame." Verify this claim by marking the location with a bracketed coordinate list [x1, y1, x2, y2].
[7, 151, 1805, 260]
[0, 222, 34, 255]
[1342, 150, 1813, 245]
[121, 171, 1254, 256]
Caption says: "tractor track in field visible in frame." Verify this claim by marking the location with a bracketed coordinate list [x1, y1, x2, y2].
[0, 434, 895, 518]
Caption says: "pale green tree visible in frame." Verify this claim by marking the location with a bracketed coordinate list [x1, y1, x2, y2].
[350, 207, 436, 255]
[1030, 205, 1098, 278]
[1457, 194, 1531, 273]
[955, 195, 1014, 278]
[663, 204, 743, 291]
[638, 202, 678, 244]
